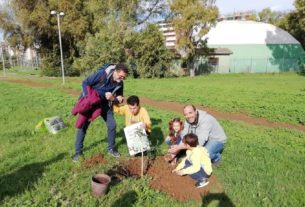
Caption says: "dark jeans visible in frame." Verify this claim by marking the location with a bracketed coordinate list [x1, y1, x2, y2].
[183, 160, 209, 181]
[74, 108, 116, 155]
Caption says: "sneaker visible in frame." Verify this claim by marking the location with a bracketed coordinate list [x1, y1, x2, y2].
[108, 149, 120, 158]
[212, 156, 221, 167]
[195, 178, 209, 188]
[72, 153, 84, 162]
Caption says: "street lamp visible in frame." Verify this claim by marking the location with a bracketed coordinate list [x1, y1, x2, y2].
[51, 10, 65, 85]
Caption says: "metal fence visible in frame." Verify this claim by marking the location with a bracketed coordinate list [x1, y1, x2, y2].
[229, 58, 304, 73]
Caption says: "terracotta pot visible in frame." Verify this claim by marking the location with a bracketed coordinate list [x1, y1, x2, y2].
[91, 173, 111, 197]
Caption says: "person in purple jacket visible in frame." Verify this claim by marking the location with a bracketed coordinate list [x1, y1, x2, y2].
[72, 63, 128, 161]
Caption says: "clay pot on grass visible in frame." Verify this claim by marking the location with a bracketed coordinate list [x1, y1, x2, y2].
[91, 173, 111, 197]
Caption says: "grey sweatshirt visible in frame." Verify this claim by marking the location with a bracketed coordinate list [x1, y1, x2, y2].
[181, 110, 227, 146]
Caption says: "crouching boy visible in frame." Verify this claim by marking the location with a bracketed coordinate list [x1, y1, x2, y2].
[172, 133, 212, 188]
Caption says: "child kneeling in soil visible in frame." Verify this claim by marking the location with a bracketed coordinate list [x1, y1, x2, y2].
[164, 118, 184, 164]
[172, 133, 212, 188]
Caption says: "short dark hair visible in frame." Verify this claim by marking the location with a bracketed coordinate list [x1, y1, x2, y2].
[115, 63, 129, 74]
[183, 133, 199, 147]
[184, 104, 196, 111]
[127, 95, 140, 106]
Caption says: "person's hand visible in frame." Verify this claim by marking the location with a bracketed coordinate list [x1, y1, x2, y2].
[176, 170, 184, 176]
[105, 92, 115, 101]
[173, 169, 184, 176]
[172, 168, 177, 173]
[116, 96, 124, 103]
[168, 145, 179, 154]
[168, 144, 185, 154]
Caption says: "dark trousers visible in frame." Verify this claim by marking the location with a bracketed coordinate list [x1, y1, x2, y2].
[74, 108, 116, 155]
[184, 160, 209, 181]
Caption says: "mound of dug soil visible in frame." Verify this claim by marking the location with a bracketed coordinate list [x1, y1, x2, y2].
[82, 153, 224, 202]
[124, 156, 224, 202]
[83, 154, 107, 169]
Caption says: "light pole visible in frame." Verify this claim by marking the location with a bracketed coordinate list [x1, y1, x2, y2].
[51, 10, 65, 85]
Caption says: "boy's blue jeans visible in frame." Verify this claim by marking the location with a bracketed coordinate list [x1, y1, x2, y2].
[204, 140, 224, 162]
[74, 109, 116, 155]
[184, 160, 208, 181]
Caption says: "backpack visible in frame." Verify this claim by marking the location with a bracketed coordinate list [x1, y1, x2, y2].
[94, 63, 122, 95]
[93, 63, 116, 89]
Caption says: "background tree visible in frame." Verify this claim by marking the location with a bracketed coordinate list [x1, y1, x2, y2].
[280, 0, 305, 74]
[280, 0, 305, 50]
[74, 0, 173, 77]
[0, 0, 32, 62]
[0, 0, 93, 76]
[245, 12, 258, 21]
[133, 24, 173, 78]
[169, 0, 218, 76]
[258, 7, 287, 26]
[0, 0, 173, 78]
[136, 0, 170, 25]
[72, 19, 130, 75]
[73, 0, 138, 74]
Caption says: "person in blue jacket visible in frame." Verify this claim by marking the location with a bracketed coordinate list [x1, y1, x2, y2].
[73, 63, 128, 161]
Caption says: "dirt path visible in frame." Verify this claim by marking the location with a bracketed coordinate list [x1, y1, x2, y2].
[2, 77, 305, 132]
[140, 97, 305, 132]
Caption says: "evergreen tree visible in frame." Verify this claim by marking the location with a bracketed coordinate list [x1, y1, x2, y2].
[133, 24, 173, 78]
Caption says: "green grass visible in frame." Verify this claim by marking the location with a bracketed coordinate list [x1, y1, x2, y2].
[122, 73, 305, 125]
[0, 82, 194, 206]
[5, 67, 41, 76]
[6, 72, 305, 126]
[0, 79, 305, 206]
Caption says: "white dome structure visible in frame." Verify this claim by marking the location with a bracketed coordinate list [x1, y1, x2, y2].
[199, 20, 305, 73]
[204, 20, 300, 45]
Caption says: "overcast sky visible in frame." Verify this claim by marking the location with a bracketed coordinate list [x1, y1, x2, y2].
[216, 0, 295, 14]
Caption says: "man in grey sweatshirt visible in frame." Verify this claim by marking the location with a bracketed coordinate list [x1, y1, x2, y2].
[169, 105, 227, 163]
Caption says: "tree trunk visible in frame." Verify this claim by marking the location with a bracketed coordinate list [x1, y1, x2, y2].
[188, 59, 195, 77]
[189, 68, 195, 77]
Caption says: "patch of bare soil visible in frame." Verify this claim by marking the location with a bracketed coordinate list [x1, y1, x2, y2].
[108, 156, 223, 202]
[83, 154, 107, 169]
[147, 156, 223, 202]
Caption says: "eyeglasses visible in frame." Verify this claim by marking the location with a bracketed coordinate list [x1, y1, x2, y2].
[118, 75, 126, 80]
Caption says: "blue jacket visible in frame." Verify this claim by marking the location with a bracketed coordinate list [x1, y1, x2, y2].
[82, 64, 124, 105]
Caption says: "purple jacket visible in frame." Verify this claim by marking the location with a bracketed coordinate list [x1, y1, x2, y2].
[72, 86, 102, 128]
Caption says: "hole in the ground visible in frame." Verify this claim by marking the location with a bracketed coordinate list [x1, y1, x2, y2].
[106, 165, 140, 181]
[106, 156, 155, 181]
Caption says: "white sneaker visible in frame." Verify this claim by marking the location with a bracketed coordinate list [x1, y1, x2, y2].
[195, 178, 209, 188]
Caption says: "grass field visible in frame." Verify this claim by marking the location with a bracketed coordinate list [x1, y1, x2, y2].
[0, 73, 305, 206]
[122, 73, 305, 126]
[17, 72, 305, 125]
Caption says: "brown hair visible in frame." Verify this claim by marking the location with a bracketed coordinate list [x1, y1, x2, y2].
[115, 63, 129, 74]
[183, 133, 199, 147]
[183, 104, 196, 111]
[168, 118, 183, 144]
